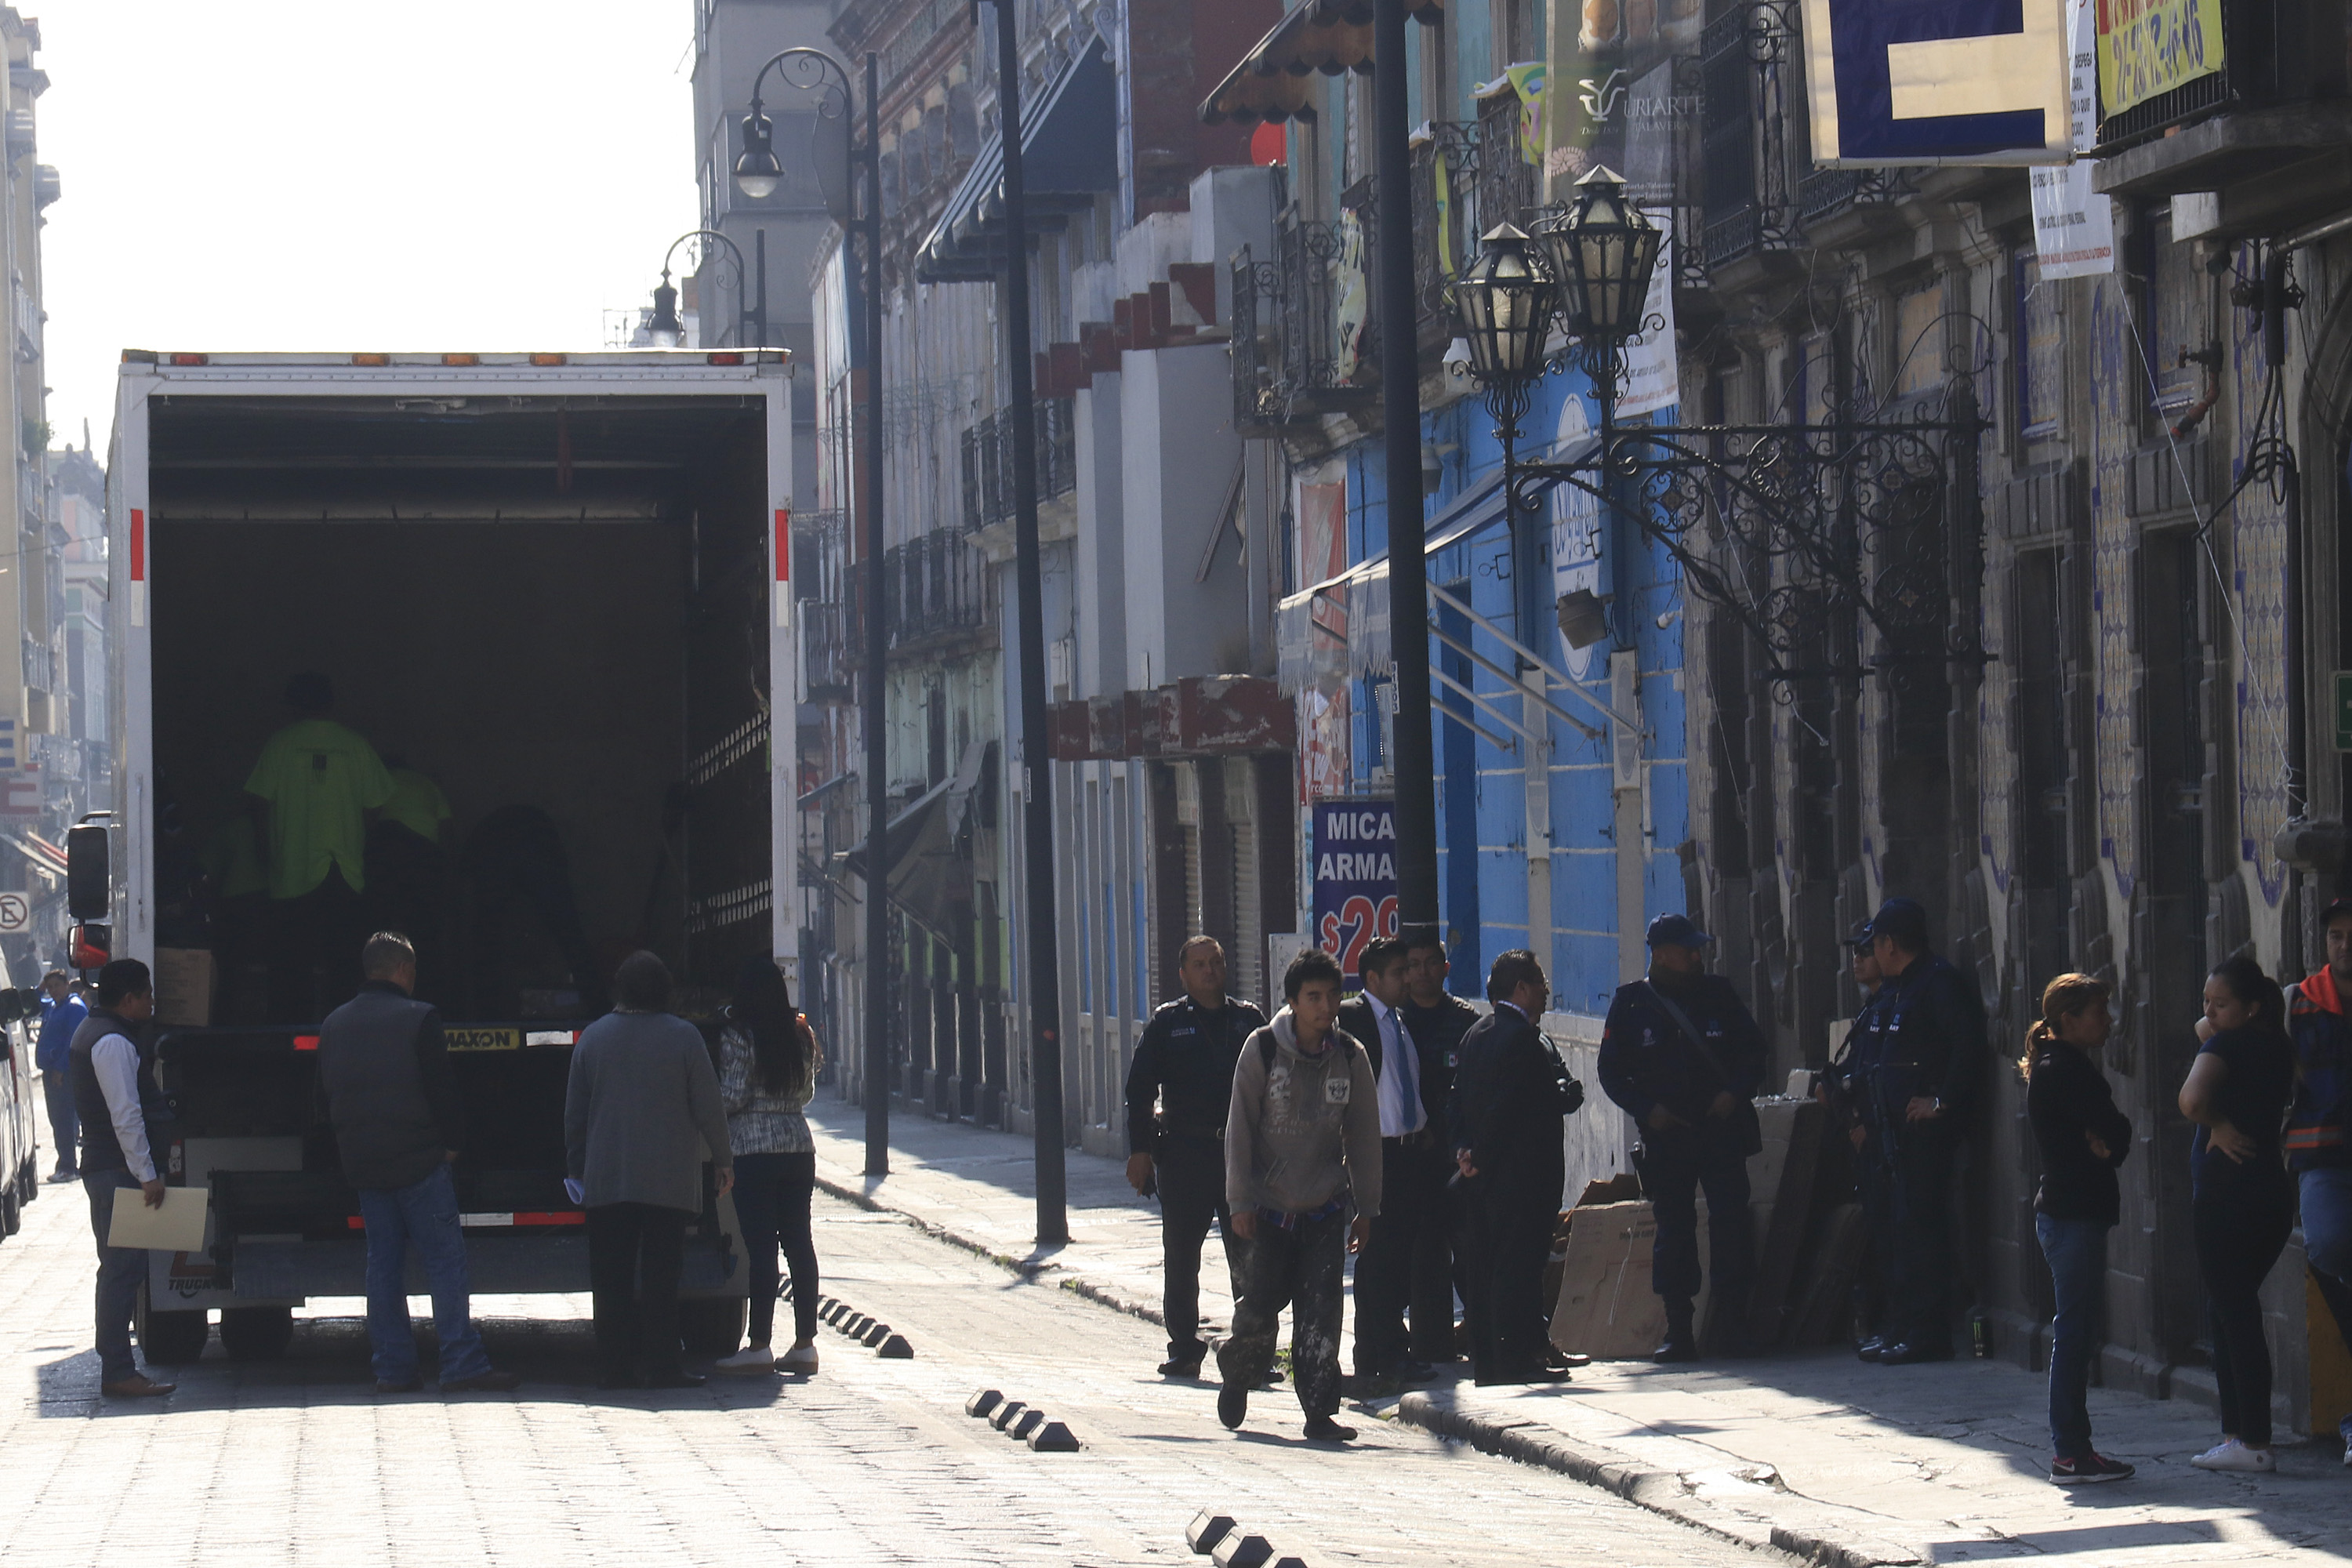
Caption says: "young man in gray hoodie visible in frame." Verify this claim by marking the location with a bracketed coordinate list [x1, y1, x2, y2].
[1217, 946, 1383, 1439]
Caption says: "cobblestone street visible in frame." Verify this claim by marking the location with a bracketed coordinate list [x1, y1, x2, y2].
[0, 1168, 1784, 1568]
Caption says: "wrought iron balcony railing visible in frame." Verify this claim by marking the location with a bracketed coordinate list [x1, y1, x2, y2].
[1474, 88, 1542, 232]
[2094, 0, 2329, 148]
[1410, 122, 1482, 351]
[883, 527, 991, 652]
[959, 397, 1076, 532]
[1230, 192, 1381, 434]
[1700, 0, 1798, 270]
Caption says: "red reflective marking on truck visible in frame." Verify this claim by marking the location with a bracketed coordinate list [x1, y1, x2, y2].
[346, 1212, 584, 1230]
[775, 510, 789, 581]
[292, 1034, 319, 1052]
[129, 510, 144, 581]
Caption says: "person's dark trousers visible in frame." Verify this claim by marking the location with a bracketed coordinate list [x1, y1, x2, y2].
[732, 1152, 820, 1346]
[1638, 1133, 1755, 1338]
[267, 867, 366, 1023]
[1472, 1179, 1555, 1381]
[1889, 1122, 1957, 1352]
[356, 1163, 493, 1385]
[1454, 1178, 1490, 1369]
[84, 1170, 147, 1384]
[2034, 1213, 2109, 1461]
[1354, 1136, 1454, 1374]
[2194, 1181, 2294, 1448]
[1155, 1134, 1246, 1363]
[586, 1202, 691, 1381]
[1216, 1207, 1348, 1418]
[1855, 1145, 1900, 1338]
[42, 1071, 78, 1176]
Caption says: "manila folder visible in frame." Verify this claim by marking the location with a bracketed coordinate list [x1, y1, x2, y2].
[107, 1185, 209, 1252]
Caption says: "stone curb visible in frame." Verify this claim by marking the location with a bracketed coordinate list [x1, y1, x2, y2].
[1391, 1392, 1922, 1568]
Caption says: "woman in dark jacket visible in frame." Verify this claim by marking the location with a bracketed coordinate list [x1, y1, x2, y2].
[2022, 972, 2133, 1484]
[2180, 953, 2297, 1472]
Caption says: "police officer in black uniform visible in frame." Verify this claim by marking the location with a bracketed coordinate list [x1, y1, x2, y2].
[1124, 935, 1268, 1377]
[1599, 913, 1769, 1362]
[1849, 896, 1986, 1364]
[1822, 920, 1900, 1356]
[1400, 932, 1478, 1364]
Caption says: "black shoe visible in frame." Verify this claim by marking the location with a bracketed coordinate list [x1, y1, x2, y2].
[46, 1167, 76, 1184]
[2049, 1451, 2134, 1484]
[643, 1369, 707, 1388]
[1652, 1326, 1700, 1363]
[1875, 1341, 1952, 1366]
[1304, 1415, 1357, 1442]
[1545, 1350, 1592, 1370]
[1157, 1354, 1206, 1379]
[1218, 1381, 1248, 1430]
[1856, 1337, 1888, 1363]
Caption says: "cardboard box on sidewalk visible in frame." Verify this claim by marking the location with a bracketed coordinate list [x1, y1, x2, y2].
[154, 947, 216, 1027]
[1548, 1199, 1710, 1359]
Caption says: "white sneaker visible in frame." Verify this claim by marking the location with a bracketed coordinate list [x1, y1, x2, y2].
[2190, 1439, 2275, 1472]
[779, 1343, 819, 1372]
[713, 1346, 775, 1374]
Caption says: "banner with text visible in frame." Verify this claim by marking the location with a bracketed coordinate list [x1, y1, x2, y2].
[2096, 0, 2223, 114]
[2030, 0, 2116, 278]
[1311, 798, 1399, 984]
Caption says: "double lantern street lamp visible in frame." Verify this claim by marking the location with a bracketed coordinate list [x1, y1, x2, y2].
[728, 47, 896, 1183]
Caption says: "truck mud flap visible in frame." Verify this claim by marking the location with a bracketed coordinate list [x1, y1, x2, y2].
[229, 1234, 739, 1299]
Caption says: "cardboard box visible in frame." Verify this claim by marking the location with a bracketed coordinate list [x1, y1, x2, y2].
[1548, 1199, 1711, 1359]
[154, 947, 216, 1027]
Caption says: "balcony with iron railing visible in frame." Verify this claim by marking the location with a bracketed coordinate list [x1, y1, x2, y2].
[1410, 122, 1482, 353]
[960, 397, 1076, 533]
[1700, 0, 1798, 271]
[1473, 88, 1542, 233]
[1230, 185, 1381, 434]
[883, 527, 993, 654]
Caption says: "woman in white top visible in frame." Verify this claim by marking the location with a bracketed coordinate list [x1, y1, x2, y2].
[713, 955, 824, 1374]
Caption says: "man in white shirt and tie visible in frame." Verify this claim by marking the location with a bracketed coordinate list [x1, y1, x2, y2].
[1339, 936, 1449, 1391]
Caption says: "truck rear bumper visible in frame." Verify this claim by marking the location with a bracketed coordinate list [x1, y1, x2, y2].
[228, 1236, 742, 1300]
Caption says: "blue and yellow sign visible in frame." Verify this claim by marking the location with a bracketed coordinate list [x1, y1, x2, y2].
[2096, 0, 2223, 114]
[1802, 0, 2073, 165]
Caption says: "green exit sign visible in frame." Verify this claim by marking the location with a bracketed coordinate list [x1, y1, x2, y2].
[2337, 671, 2352, 750]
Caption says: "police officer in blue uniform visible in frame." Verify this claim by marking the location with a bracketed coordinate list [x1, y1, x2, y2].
[1599, 914, 1768, 1362]
[1844, 896, 1986, 1364]
[1123, 935, 1269, 1377]
[1822, 920, 1897, 1355]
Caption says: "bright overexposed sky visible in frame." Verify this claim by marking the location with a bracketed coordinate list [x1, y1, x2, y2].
[34, 1, 702, 452]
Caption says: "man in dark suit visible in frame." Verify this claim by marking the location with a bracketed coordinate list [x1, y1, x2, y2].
[1450, 949, 1583, 1385]
[1598, 913, 1769, 1362]
[1340, 936, 1453, 1391]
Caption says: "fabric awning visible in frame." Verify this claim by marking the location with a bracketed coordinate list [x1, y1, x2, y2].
[1198, 0, 1445, 126]
[917, 39, 1119, 284]
[837, 740, 993, 927]
[1275, 469, 1555, 693]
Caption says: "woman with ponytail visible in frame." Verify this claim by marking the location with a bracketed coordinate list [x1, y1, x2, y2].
[2023, 971, 2134, 1483]
[712, 954, 824, 1375]
[2180, 953, 2296, 1472]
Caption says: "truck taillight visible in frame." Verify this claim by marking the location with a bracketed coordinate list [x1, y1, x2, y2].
[706, 351, 744, 365]
[530, 353, 567, 366]
[292, 1035, 320, 1052]
[442, 353, 479, 366]
[352, 353, 390, 366]
[169, 353, 209, 366]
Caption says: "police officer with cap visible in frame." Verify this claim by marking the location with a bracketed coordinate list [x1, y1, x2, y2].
[1599, 913, 1769, 1361]
[1822, 920, 1898, 1355]
[1124, 935, 1268, 1377]
[1849, 895, 1985, 1363]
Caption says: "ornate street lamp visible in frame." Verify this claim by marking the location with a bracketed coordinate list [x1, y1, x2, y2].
[646, 229, 756, 348]
[732, 110, 786, 200]
[646, 280, 684, 348]
[1449, 223, 1558, 390]
[1535, 165, 1664, 349]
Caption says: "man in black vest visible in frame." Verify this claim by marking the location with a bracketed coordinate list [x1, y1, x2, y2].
[1123, 935, 1267, 1377]
[1341, 935, 1452, 1389]
[1450, 949, 1583, 1385]
[71, 958, 174, 1397]
[1599, 913, 1768, 1363]
[318, 932, 517, 1394]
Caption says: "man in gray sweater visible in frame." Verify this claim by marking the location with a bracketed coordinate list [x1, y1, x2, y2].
[1217, 947, 1382, 1439]
[564, 950, 734, 1388]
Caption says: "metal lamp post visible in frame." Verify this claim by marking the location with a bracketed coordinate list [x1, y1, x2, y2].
[648, 229, 760, 349]
[735, 46, 891, 1178]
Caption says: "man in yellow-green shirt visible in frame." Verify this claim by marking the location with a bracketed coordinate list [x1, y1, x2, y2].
[244, 672, 394, 1021]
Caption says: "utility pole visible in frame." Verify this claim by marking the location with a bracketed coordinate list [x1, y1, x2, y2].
[1373, 0, 1438, 944]
[860, 50, 890, 1177]
[991, 0, 1068, 1245]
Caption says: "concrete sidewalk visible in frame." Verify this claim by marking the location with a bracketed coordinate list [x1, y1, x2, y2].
[807, 1093, 2351, 1568]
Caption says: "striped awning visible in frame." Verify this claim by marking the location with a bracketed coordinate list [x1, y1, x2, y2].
[1197, 0, 1445, 126]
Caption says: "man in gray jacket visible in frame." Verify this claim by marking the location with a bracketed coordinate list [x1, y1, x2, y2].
[565, 950, 733, 1388]
[1217, 947, 1382, 1440]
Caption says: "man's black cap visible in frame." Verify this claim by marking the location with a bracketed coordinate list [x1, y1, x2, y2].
[1864, 897, 1929, 948]
[1646, 913, 1712, 949]
[1846, 920, 1875, 953]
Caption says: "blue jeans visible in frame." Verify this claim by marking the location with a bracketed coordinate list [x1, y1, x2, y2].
[2035, 1213, 2109, 1461]
[2298, 1167, 2352, 1441]
[84, 1169, 147, 1383]
[356, 1163, 492, 1385]
[42, 1072, 78, 1174]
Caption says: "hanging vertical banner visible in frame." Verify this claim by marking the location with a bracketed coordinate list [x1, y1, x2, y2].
[1802, 0, 2072, 165]
[1616, 210, 1681, 419]
[2097, 0, 2224, 114]
[2030, 0, 2116, 278]
[1312, 798, 1399, 982]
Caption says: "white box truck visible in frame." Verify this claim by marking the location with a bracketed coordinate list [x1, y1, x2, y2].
[77, 348, 799, 1364]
